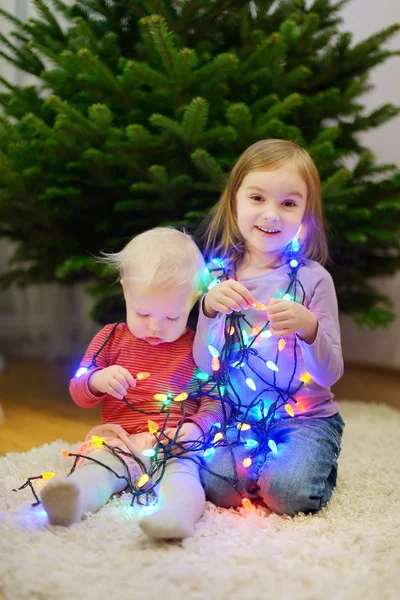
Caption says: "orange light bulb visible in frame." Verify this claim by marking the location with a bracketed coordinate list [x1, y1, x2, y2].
[242, 498, 254, 511]
[136, 371, 150, 380]
[243, 458, 252, 468]
[148, 420, 159, 435]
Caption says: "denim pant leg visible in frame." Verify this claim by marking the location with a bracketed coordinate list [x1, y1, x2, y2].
[199, 427, 263, 509]
[257, 413, 345, 515]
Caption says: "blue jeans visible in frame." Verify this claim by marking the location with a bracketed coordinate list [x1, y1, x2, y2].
[199, 413, 345, 515]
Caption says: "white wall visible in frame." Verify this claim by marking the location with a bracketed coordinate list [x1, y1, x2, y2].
[0, 0, 399, 365]
[339, 0, 400, 369]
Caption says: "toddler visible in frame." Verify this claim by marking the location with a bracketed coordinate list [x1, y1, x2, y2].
[41, 227, 224, 538]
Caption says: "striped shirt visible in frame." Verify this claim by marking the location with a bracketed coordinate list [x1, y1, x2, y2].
[69, 322, 224, 435]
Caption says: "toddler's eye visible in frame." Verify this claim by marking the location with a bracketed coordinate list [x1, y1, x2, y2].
[137, 313, 149, 318]
[250, 195, 263, 202]
[167, 316, 180, 322]
[283, 200, 296, 207]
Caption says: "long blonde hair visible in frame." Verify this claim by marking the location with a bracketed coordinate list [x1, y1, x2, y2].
[201, 139, 329, 270]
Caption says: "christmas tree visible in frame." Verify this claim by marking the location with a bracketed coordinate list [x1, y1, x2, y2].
[0, 0, 399, 327]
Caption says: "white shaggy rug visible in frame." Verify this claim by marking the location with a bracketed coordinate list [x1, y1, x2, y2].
[1, 401, 399, 600]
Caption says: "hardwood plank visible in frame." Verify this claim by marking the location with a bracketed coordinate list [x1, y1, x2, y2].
[0, 359, 399, 457]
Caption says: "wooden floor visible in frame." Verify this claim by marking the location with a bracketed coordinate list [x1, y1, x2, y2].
[0, 359, 399, 456]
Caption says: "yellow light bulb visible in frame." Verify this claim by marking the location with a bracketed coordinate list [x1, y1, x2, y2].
[251, 327, 260, 335]
[136, 371, 150, 380]
[213, 432, 223, 443]
[137, 474, 149, 488]
[228, 326, 235, 335]
[285, 403, 295, 417]
[296, 401, 306, 412]
[174, 392, 188, 403]
[278, 338, 286, 351]
[61, 450, 70, 457]
[243, 458, 252, 468]
[237, 423, 251, 431]
[300, 372, 311, 384]
[91, 435, 106, 448]
[42, 472, 55, 480]
[154, 393, 168, 401]
[148, 420, 159, 435]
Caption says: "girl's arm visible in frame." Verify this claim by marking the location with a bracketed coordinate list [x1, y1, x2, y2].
[296, 267, 344, 389]
[193, 296, 228, 375]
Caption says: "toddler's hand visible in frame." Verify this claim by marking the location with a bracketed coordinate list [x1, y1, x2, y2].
[203, 279, 255, 318]
[88, 365, 136, 399]
[162, 423, 203, 456]
[267, 298, 318, 344]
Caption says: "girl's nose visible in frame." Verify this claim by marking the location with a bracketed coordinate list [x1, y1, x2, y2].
[261, 200, 279, 222]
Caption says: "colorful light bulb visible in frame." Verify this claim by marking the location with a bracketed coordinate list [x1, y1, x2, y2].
[266, 360, 279, 372]
[213, 432, 223, 443]
[246, 377, 256, 391]
[290, 259, 298, 268]
[174, 392, 188, 403]
[285, 403, 295, 417]
[268, 439, 278, 454]
[278, 338, 286, 351]
[237, 423, 251, 431]
[142, 448, 156, 458]
[203, 447, 215, 458]
[245, 439, 259, 449]
[148, 420, 159, 435]
[299, 372, 311, 384]
[243, 457, 252, 468]
[260, 330, 272, 338]
[228, 326, 235, 335]
[208, 345, 220, 357]
[137, 474, 149, 488]
[154, 393, 168, 401]
[252, 301, 268, 311]
[42, 472, 55, 480]
[242, 498, 254, 511]
[74, 366, 88, 378]
[136, 372, 150, 380]
[211, 356, 220, 371]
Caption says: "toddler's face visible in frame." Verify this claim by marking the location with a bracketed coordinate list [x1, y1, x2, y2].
[121, 281, 195, 345]
[236, 166, 307, 263]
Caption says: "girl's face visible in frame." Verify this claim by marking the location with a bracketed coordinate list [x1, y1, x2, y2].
[236, 166, 307, 266]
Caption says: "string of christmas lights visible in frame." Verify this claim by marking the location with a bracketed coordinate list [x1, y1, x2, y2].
[14, 236, 313, 512]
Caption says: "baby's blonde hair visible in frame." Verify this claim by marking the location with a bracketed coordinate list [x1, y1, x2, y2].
[202, 139, 329, 269]
[100, 227, 207, 297]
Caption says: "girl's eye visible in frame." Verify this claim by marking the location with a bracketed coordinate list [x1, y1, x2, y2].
[283, 200, 296, 207]
[250, 195, 264, 202]
[137, 313, 149, 318]
[167, 316, 180, 322]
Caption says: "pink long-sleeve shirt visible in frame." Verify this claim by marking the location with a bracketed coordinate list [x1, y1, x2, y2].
[193, 260, 343, 422]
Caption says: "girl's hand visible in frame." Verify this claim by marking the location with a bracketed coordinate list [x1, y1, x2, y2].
[203, 279, 255, 318]
[267, 298, 318, 344]
[88, 365, 136, 399]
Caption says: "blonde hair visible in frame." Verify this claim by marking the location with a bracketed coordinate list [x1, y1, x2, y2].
[100, 227, 207, 297]
[201, 139, 329, 269]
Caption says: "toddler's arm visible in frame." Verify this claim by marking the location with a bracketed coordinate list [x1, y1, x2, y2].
[69, 324, 116, 408]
